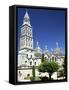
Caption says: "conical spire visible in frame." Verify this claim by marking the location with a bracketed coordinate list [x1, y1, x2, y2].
[23, 10, 31, 27]
[36, 41, 42, 53]
[24, 10, 29, 19]
[37, 41, 40, 50]
[37, 41, 39, 48]
[44, 45, 49, 53]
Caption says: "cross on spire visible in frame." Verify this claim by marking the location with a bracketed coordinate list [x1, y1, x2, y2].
[51, 48, 53, 51]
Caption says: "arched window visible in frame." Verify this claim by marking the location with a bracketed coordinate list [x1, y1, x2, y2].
[27, 74, 30, 77]
[19, 71, 22, 77]
[45, 57, 47, 60]
[55, 57, 56, 61]
[31, 55, 32, 58]
[31, 44, 32, 47]
[52, 57, 54, 61]
[25, 61, 27, 63]
[26, 54, 28, 58]
[30, 61, 32, 65]
[34, 62, 36, 65]
[50, 58, 51, 62]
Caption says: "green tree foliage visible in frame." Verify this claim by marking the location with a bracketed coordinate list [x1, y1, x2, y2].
[58, 69, 65, 78]
[38, 61, 60, 80]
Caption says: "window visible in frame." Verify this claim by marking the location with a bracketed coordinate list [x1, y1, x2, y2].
[26, 42, 27, 46]
[29, 37, 30, 40]
[30, 61, 32, 65]
[31, 55, 32, 58]
[35, 62, 36, 65]
[50, 58, 51, 62]
[52, 57, 54, 61]
[28, 33, 29, 36]
[55, 57, 56, 61]
[29, 43, 30, 46]
[26, 54, 28, 58]
[30, 38, 32, 41]
[45, 57, 47, 60]
[25, 61, 27, 63]
[27, 74, 30, 77]
[19, 71, 22, 77]
[30, 34, 31, 36]
[31, 44, 32, 47]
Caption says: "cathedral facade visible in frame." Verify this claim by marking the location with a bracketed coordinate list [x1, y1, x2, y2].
[18, 11, 65, 81]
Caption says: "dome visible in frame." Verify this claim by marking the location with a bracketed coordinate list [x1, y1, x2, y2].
[34, 41, 42, 58]
[35, 41, 42, 53]
[34, 49, 42, 58]
[53, 42, 63, 55]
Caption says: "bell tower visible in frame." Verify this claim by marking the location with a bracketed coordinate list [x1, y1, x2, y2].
[20, 10, 33, 49]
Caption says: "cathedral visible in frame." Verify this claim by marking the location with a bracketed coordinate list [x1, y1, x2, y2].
[18, 11, 65, 81]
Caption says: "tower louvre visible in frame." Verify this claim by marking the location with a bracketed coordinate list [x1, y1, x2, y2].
[20, 11, 33, 49]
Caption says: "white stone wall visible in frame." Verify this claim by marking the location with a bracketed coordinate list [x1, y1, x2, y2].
[18, 68, 58, 81]
[18, 54, 23, 66]
[18, 49, 42, 67]
[18, 68, 41, 81]
[18, 69, 32, 81]
[57, 58, 64, 65]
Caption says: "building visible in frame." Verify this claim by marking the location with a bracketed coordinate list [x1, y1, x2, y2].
[18, 11, 65, 81]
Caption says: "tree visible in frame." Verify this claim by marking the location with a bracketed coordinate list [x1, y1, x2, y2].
[41, 54, 45, 63]
[58, 57, 65, 78]
[38, 61, 60, 80]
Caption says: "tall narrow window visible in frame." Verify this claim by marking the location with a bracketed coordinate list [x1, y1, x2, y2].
[26, 54, 28, 58]
[45, 57, 47, 60]
[52, 57, 54, 61]
[34, 62, 36, 65]
[30, 61, 32, 65]
[50, 58, 51, 62]
[31, 55, 32, 58]
[55, 57, 56, 61]
[25, 61, 27, 63]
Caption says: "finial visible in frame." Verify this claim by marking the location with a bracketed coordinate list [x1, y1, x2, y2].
[56, 42, 59, 48]
[37, 41, 39, 47]
[45, 45, 47, 50]
[51, 48, 53, 51]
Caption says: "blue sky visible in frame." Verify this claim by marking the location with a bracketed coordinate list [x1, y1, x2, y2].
[17, 8, 65, 52]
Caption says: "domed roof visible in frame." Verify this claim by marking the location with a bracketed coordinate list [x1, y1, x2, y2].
[43, 45, 51, 56]
[34, 41, 42, 58]
[53, 42, 64, 56]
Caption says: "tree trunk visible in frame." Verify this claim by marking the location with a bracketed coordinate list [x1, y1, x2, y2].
[41, 54, 44, 63]
[32, 66, 35, 80]
[49, 73, 51, 80]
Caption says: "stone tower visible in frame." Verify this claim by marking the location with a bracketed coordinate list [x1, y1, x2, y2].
[20, 11, 33, 50]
